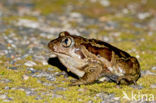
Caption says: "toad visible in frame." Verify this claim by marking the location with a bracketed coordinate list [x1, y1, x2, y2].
[48, 31, 140, 86]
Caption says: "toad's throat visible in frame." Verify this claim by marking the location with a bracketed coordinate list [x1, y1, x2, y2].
[53, 52, 85, 77]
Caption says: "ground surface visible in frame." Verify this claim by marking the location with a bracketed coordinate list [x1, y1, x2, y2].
[0, 0, 156, 103]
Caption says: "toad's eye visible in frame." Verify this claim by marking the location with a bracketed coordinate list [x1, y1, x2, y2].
[62, 37, 72, 47]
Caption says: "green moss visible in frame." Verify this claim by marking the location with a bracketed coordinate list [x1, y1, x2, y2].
[69, 21, 78, 28]
[110, 0, 139, 7]
[110, 0, 156, 10]
[1, 32, 156, 102]
[119, 33, 137, 40]
[86, 25, 99, 30]
[20, 16, 38, 21]
[33, 0, 77, 15]
[2, 16, 18, 23]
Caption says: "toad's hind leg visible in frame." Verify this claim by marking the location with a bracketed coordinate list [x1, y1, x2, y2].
[70, 63, 103, 86]
[116, 74, 141, 85]
[116, 57, 141, 85]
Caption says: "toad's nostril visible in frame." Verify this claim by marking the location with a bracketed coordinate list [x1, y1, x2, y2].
[48, 41, 56, 52]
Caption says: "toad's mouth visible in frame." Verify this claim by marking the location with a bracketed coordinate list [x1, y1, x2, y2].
[50, 51, 70, 57]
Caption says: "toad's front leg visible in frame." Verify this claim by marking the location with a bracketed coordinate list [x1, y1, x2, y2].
[70, 62, 103, 86]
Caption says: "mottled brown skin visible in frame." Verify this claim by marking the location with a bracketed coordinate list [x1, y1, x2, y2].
[48, 31, 141, 86]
